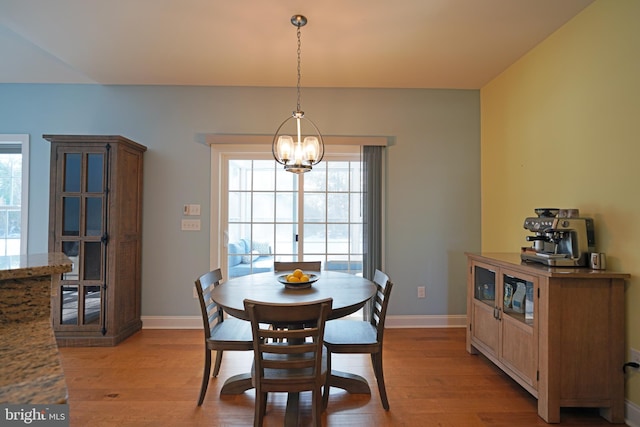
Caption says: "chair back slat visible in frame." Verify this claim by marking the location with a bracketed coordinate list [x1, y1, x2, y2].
[206, 311, 222, 327]
[259, 329, 312, 342]
[273, 261, 322, 272]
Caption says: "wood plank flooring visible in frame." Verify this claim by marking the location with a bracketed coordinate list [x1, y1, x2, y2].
[58, 328, 626, 426]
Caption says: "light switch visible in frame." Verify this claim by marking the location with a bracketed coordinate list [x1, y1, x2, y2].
[183, 204, 201, 216]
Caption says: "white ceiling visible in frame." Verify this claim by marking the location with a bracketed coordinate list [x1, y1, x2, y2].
[0, 0, 594, 89]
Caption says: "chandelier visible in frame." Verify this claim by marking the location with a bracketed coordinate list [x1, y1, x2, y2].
[272, 15, 324, 174]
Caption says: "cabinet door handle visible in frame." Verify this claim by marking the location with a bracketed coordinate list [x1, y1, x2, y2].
[493, 306, 499, 319]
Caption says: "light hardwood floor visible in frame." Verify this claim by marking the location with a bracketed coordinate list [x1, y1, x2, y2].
[59, 328, 625, 426]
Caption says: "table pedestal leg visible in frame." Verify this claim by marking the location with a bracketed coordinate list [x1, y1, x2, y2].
[329, 370, 371, 394]
[219, 373, 253, 395]
[284, 392, 300, 427]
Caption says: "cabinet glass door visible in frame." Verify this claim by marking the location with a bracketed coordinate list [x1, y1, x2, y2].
[502, 273, 534, 325]
[499, 270, 537, 386]
[56, 149, 106, 329]
[470, 262, 500, 358]
[473, 265, 496, 307]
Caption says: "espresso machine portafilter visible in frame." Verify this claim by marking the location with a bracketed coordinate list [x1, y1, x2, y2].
[525, 231, 553, 252]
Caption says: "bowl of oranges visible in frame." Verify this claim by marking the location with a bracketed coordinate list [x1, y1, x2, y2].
[277, 269, 319, 289]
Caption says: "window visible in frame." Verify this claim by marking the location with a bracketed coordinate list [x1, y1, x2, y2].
[0, 134, 29, 255]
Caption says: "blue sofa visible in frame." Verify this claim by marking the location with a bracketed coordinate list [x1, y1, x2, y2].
[325, 259, 363, 273]
[228, 238, 364, 277]
[228, 239, 274, 278]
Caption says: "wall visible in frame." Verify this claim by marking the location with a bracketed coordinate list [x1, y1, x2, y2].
[0, 84, 480, 320]
[481, 0, 640, 407]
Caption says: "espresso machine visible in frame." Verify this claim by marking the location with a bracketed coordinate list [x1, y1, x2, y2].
[521, 208, 596, 267]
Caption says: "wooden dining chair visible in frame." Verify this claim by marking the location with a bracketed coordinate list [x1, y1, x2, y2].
[194, 269, 253, 406]
[243, 298, 333, 427]
[273, 261, 322, 272]
[272, 261, 322, 334]
[322, 269, 394, 410]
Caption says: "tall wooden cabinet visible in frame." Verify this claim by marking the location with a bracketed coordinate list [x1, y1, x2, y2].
[466, 253, 629, 423]
[45, 135, 146, 346]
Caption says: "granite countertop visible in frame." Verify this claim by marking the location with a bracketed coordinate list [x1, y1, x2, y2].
[0, 253, 72, 404]
[0, 252, 73, 281]
[0, 322, 68, 404]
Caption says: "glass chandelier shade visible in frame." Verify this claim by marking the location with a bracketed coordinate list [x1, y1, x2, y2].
[273, 111, 324, 173]
[272, 15, 324, 174]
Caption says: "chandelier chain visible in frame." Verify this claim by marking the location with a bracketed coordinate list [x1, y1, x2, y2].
[296, 24, 302, 112]
[273, 14, 324, 173]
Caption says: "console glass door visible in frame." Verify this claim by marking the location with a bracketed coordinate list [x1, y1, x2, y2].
[474, 265, 496, 307]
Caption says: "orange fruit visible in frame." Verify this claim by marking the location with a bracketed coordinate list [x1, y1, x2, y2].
[293, 269, 303, 278]
[287, 276, 301, 283]
[300, 274, 309, 282]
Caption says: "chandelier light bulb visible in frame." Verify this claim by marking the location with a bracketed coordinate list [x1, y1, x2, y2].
[276, 135, 293, 162]
[303, 137, 319, 162]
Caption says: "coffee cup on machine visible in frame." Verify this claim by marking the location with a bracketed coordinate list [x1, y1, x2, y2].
[590, 252, 606, 270]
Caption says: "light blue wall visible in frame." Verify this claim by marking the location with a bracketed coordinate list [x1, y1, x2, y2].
[0, 84, 480, 317]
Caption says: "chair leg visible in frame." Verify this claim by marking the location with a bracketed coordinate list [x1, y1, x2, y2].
[261, 392, 268, 415]
[371, 352, 390, 410]
[254, 391, 267, 427]
[212, 349, 223, 377]
[197, 348, 212, 406]
[322, 351, 331, 410]
[312, 387, 322, 427]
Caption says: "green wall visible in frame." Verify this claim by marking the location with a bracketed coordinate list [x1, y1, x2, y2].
[481, 0, 640, 406]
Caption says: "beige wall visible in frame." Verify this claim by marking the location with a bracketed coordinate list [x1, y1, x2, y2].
[481, 0, 640, 405]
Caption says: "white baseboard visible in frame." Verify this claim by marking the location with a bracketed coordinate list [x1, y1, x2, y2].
[627, 399, 640, 427]
[140, 314, 467, 330]
[385, 314, 467, 328]
[141, 316, 201, 329]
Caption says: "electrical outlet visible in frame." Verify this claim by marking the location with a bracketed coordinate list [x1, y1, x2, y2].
[181, 219, 201, 231]
[417, 286, 426, 298]
[631, 348, 640, 366]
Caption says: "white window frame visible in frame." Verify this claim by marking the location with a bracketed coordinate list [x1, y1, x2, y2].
[0, 134, 29, 255]
[210, 144, 362, 278]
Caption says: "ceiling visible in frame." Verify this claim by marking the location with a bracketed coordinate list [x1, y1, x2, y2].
[0, 0, 594, 89]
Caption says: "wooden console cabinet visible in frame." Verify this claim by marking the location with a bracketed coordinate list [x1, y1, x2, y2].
[466, 253, 629, 423]
[45, 135, 146, 346]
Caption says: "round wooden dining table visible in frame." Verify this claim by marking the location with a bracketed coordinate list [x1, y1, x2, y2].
[212, 269, 376, 321]
[210, 270, 376, 425]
